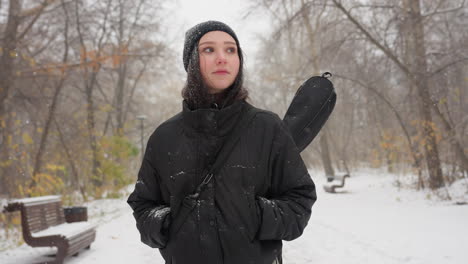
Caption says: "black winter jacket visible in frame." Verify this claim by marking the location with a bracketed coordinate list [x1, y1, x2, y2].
[127, 99, 316, 264]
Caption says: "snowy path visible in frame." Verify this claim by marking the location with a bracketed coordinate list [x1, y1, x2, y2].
[1, 169, 467, 263]
[283, 170, 468, 264]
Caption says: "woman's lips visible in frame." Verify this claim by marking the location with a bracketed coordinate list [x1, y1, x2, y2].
[213, 70, 229, 75]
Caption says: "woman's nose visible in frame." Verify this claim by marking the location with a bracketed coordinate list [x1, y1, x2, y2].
[215, 52, 227, 64]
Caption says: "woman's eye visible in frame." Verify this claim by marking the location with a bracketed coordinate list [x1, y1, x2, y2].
[202, 47, 214, 53]
[227, 47, 236, 53]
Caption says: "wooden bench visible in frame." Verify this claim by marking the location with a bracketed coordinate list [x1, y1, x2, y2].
[323, 174, 350, 193]
[3, 195, 96, 264]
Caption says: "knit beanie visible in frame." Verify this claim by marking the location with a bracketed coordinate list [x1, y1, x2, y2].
[183, 21, 240, 72]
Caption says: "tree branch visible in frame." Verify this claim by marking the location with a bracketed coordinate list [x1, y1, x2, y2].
[430, 57, 468, 77]
[331, 0, 412, 77]
[422, 0, 465, 18]
[17, 0, 60, 41]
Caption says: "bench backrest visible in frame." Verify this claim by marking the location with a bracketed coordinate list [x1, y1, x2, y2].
[4, 195, 66, 233]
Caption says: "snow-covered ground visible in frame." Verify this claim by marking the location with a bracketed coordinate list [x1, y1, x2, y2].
[1, 168, 467, 264]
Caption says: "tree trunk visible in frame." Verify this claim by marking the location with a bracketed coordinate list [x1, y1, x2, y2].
[0, 108, 14, 195]
[115, 2, 127, 137]
[332, 0, 444, 189]
[300, 0, 337, 179]
[30, 77, 67, 189]
[432, 102, 468, 175]
[319, 130, 335, 179]
[0, 0, 20, 107]
[54, 117, 87, 201]
[115, 62, 127, 137]
[30, 1, 70, 189]
[300, 0, 323, 75]
[75, 0, 105, 188]
[0, 0, 21, 196]
[404, 0, 444, 189]
[86, 74, 102, 187]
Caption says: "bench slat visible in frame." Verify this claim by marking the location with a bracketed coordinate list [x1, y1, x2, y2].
[24, 202, 65, 232]
[8, 195, 61, 206]
[32, 222, 96, 239]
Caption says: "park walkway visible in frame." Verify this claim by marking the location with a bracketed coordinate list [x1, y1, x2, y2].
[1, 169, 467, 264]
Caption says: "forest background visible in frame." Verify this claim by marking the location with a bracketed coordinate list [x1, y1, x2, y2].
[0, 0, 467, 234]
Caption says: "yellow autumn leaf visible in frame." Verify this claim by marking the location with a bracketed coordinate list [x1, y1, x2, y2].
[37, 127, 43, 133]
[23, 132, 33, 145]
[46, 163, 61, 172]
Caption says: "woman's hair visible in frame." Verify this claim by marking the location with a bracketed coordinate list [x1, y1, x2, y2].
[181, 45, 248, 110]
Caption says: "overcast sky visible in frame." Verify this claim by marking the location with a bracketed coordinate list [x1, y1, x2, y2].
[162, 0, 273, 71]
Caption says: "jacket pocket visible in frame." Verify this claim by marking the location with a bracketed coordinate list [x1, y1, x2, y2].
[169, 195, 197, 238]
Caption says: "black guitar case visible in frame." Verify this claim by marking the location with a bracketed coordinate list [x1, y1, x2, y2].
[283, 72, 337, 152]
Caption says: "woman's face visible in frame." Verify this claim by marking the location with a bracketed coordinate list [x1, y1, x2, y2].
[198, 31, 240, 94]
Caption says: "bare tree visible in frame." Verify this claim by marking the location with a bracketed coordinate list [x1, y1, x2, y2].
[0, 0, 60, 195]
[30, 0, 70, 190]
[0, 0, 170, 198]
[251, 0, 467, 192]
[330, 0, 468, 188]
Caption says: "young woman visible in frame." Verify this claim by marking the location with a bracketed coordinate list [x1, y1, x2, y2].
[127, 21, 316, 264]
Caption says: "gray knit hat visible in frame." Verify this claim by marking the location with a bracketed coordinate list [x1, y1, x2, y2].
[183, 21, 240, 72]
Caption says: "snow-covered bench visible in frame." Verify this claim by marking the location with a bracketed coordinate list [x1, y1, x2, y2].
[3, 195, 96, 264]
[323, 174, 350, 193]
